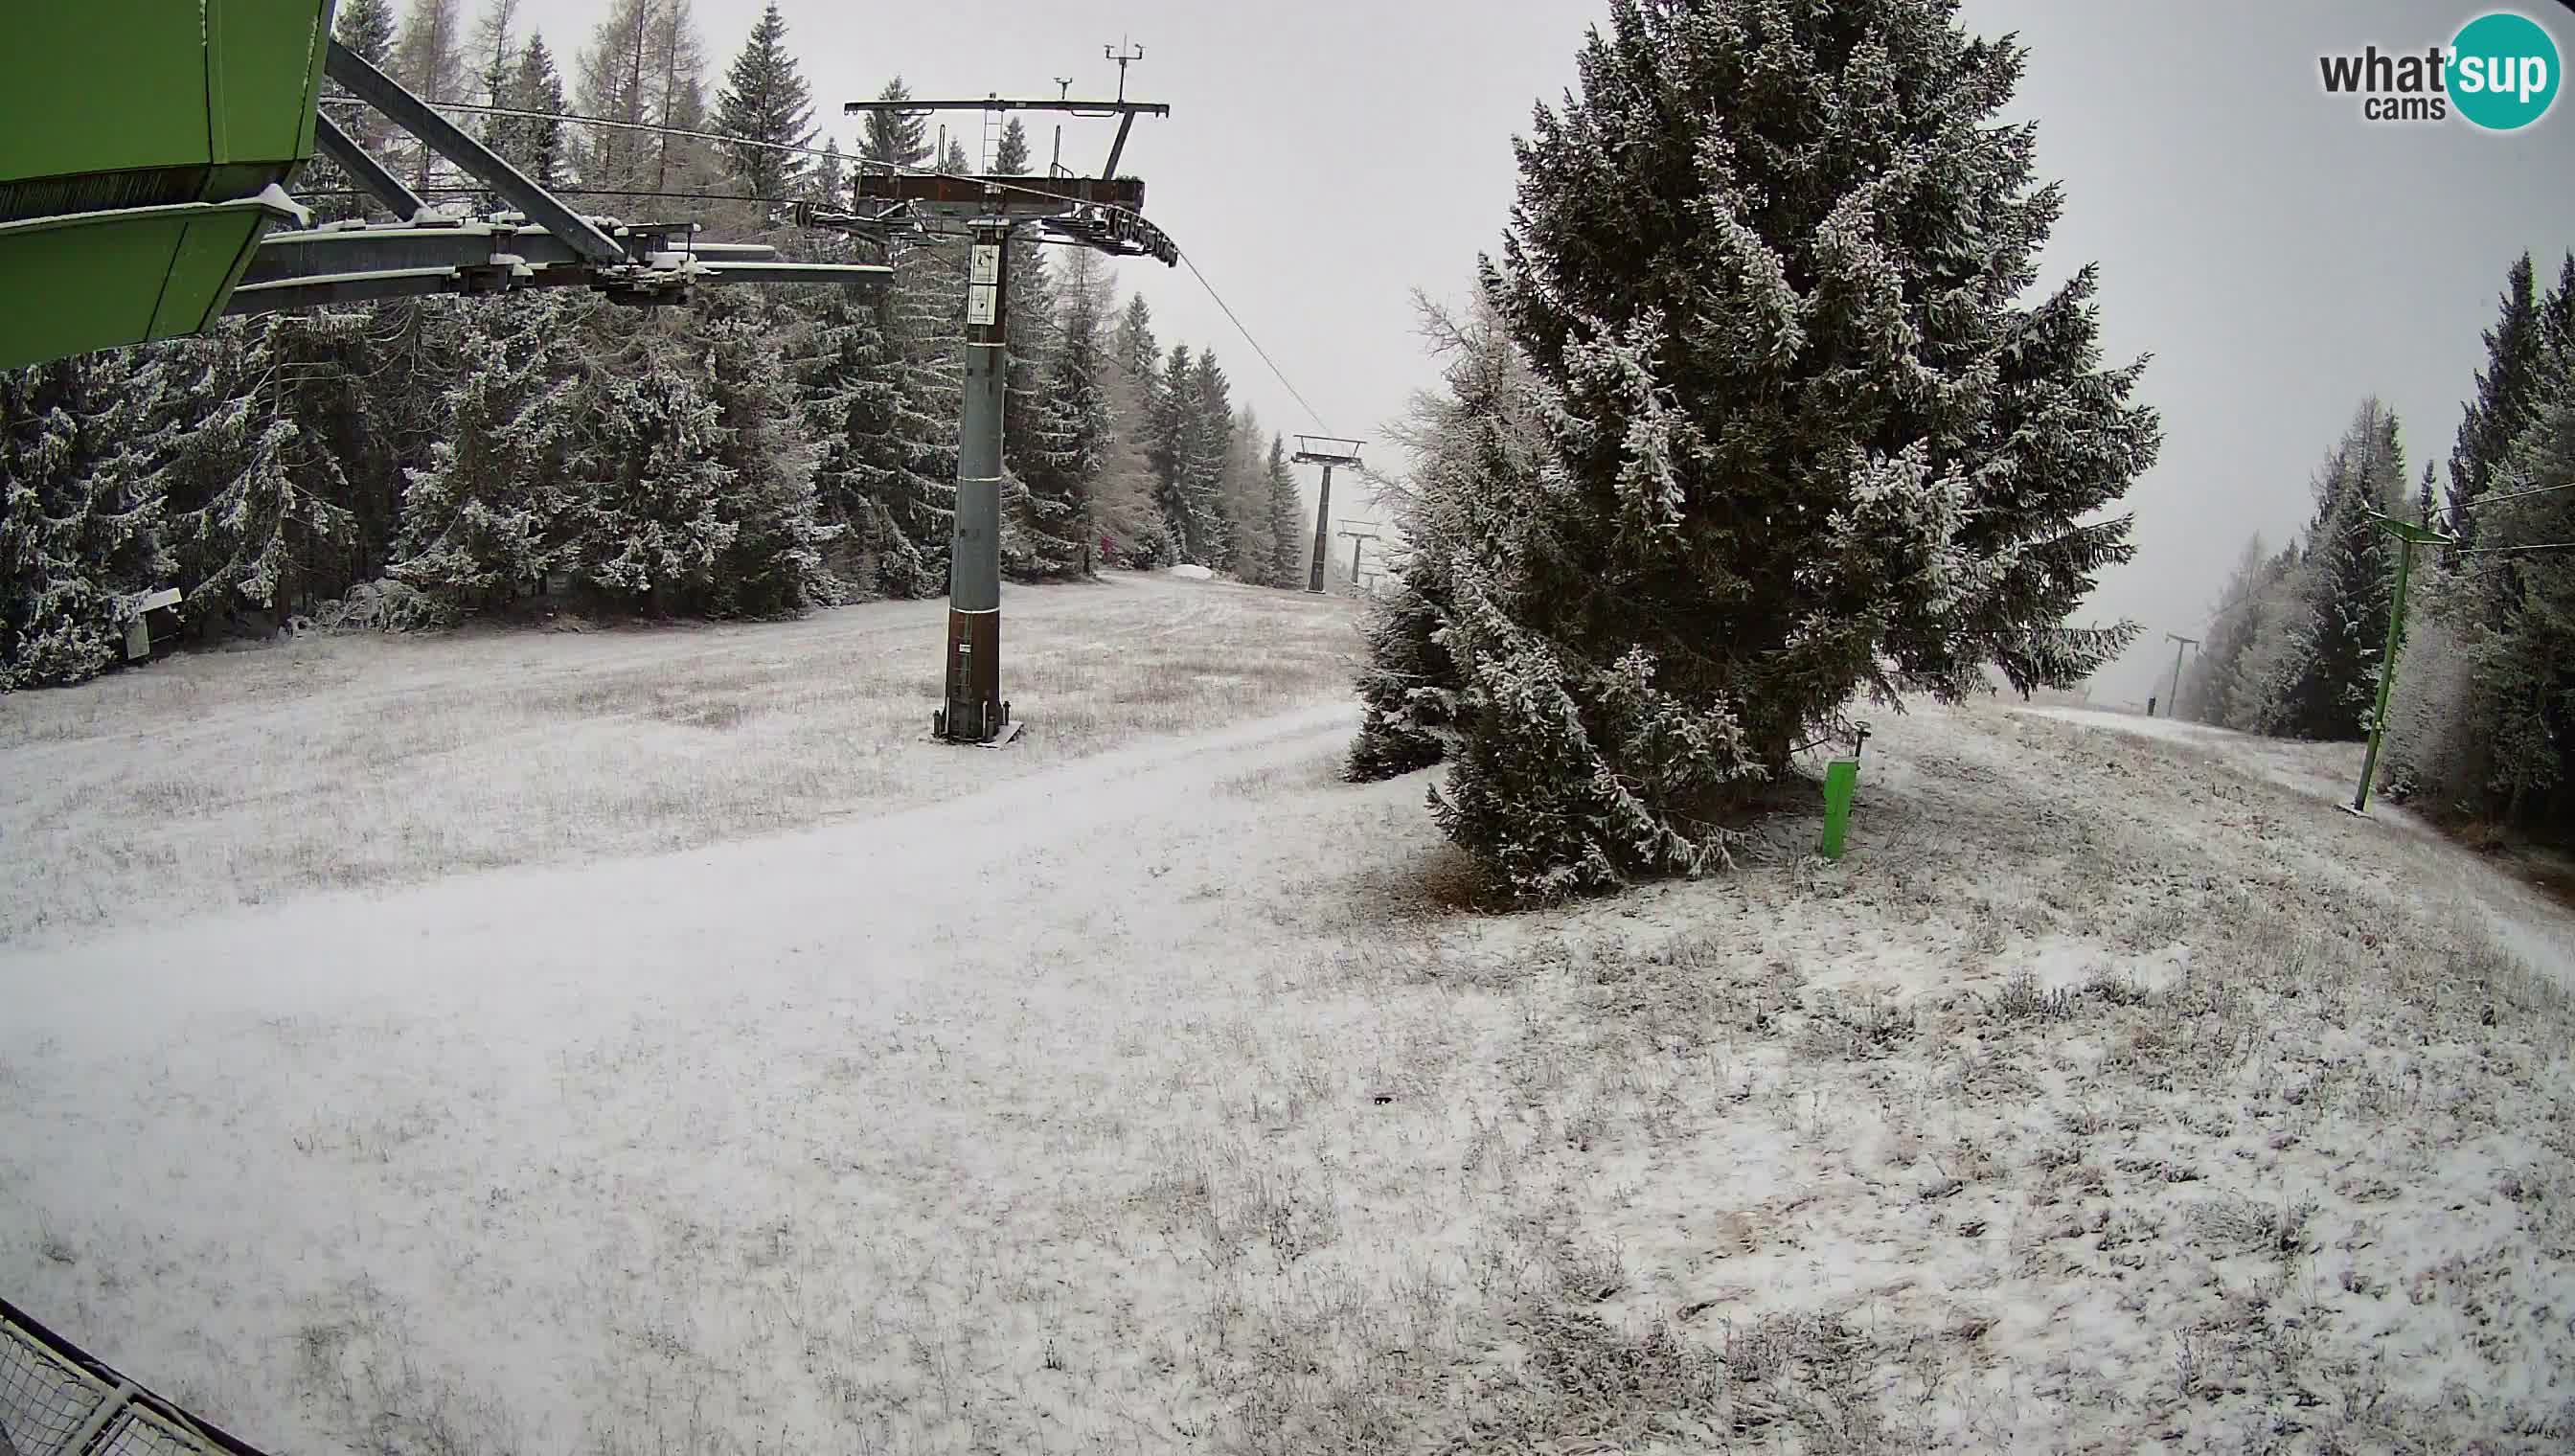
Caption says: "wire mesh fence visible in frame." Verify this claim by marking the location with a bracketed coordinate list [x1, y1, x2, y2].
[0, 1300, 272, 1456]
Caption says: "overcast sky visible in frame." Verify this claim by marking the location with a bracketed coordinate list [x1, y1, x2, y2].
[512, 0, 2573, 701]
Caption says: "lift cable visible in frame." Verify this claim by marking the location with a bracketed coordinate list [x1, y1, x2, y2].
[2448, 538, 2575, 556]
[1173, 247, 1333, 434]
[2451, 479, 2575, 512]
[317, 95, 1149, 221]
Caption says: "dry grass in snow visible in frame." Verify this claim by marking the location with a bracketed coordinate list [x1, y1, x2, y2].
[3, 582, 2572, 1455]
[0, 573, 1357, 946]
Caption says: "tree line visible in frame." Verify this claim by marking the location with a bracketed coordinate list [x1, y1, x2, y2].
[0, 0, 1310, 689]
[2176, 252, 2575, 840]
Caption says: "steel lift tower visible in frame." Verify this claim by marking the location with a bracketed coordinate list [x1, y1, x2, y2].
[840, 74, 1175, 748]
[1292, 437, 1364, 594]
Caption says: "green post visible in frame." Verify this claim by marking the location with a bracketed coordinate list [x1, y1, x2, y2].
[1820, 757, 1860, 859]
[2349, 511, 2455, 816]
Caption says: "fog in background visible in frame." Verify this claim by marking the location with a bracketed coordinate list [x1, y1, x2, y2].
[516, 0, 2575, 703]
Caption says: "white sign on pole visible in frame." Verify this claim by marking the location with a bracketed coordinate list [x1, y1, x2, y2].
[967, 285, 998, 326]
[969, 244, 1002, 284]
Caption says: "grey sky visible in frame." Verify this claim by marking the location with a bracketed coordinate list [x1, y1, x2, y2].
[511, 0, 2572, 701]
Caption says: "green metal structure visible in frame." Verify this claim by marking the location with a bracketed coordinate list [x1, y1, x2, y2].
[0, 2, 334, 371]
[0, 1, 899, 374]
[1819, 757, 1861, 859]
[2346, 510, 2459, 816]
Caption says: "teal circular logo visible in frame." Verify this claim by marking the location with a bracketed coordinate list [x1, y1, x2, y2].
[2449, 11, 2561, 130]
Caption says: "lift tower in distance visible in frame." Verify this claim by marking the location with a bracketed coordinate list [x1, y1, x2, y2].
[839, 71, 1176, 747]
[1292, 437, 1364, 594]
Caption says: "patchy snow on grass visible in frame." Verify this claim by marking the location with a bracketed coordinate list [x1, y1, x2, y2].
[0, 573, 1360, 948]
[3, 596, 2572, 1455]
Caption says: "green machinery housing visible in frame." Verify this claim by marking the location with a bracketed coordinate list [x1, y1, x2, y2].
[0, 3, 332, 371]
[0, 0, 911, 375]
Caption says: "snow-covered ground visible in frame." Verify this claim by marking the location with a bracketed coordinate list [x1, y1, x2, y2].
[4, 584, 2571, 1453]
[2018, 705, 2575, 989]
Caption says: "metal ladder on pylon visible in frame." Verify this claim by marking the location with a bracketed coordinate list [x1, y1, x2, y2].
[981, 96, 1006, 174]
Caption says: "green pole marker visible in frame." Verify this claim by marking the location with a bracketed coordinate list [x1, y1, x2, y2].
[2348, 511, 2456, 816]
[1820, 757, 1860, 859]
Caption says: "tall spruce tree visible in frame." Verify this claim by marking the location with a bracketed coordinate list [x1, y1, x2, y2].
[1021, 262, 1112, 578]
[878, 239, 963, 596]
[142, 322, 360, 634]
[2177, 534, 2271, 723]
[858, 78, 930, 172]
[1428, 0, 2158, 897]
[503, 34, 569, 189]
[1092, 293, 1169, 565]
[811, 138, 847, 209]
[1348, 292, 1539, 779]
[1216, 404, 1276, 580]
[2449, 254, 2546, 544]
[392, 292, 582, 620]
[1179, 353, 1236, 567]
[993, 118, 1034, 176]
[714, 2, 815, 205]
[1265, 434, 1307, 588]
[301, 0, 404, 222]
[2261, 400, 2404, 740]
[0, 354, 171, 688]
[2461, 348, 2575, 827]
[695, 289, 844, 615]
[786, 287, 902, 591]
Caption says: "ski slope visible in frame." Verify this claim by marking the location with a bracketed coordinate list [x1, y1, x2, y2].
[4, 581, 2571, 1453]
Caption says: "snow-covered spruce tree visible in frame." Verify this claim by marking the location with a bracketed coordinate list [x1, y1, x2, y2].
[299, 0, 402, 222]
[2218, 541, 2307, 732]
[878, 237, 964, 597]
[1148, 343, 1204, 562]
[1443, 0, 2158, 898]
[713, 1, 814, 207]
[1264, 434, 1306, 588]
[487, 32, 568, 188]
[998, 210, 1057, 582]
[1217, 404, 1277, 581]
[787, 284, 907, 594]
[1178, 353, 1237, 569]
[2459, 347, 2575, 830]
[390, 291, 581, 621]
[1347, 290, 1545, 781]
[2176, 533, 2272, 723]
[695, 289, 844, 616]
[144, 320, 359, 637]
[2448, 253, 2547, 545]
[558, 333, 736, 615]
[1096, 294, 1172, 566]
[1020, 257, 1111, 578]
[2257, 399, 2404, 741]
[0, 354, 171, 688]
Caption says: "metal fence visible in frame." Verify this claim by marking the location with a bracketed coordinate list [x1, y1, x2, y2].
[1, 1298, 273, 1456]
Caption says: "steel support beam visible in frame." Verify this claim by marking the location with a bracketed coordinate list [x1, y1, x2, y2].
[842, 98, 1169, 118]
[225, 265, 583, 315]
[1307, 465, 1336, 594]
[935, 221, 1014, 745]
[311, 113, 427, 220]
[323, 38, 626, 265]
[692, 261, 895, 287]
[246, 223, 784, 286]
[1103, 112, 1138, 180]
